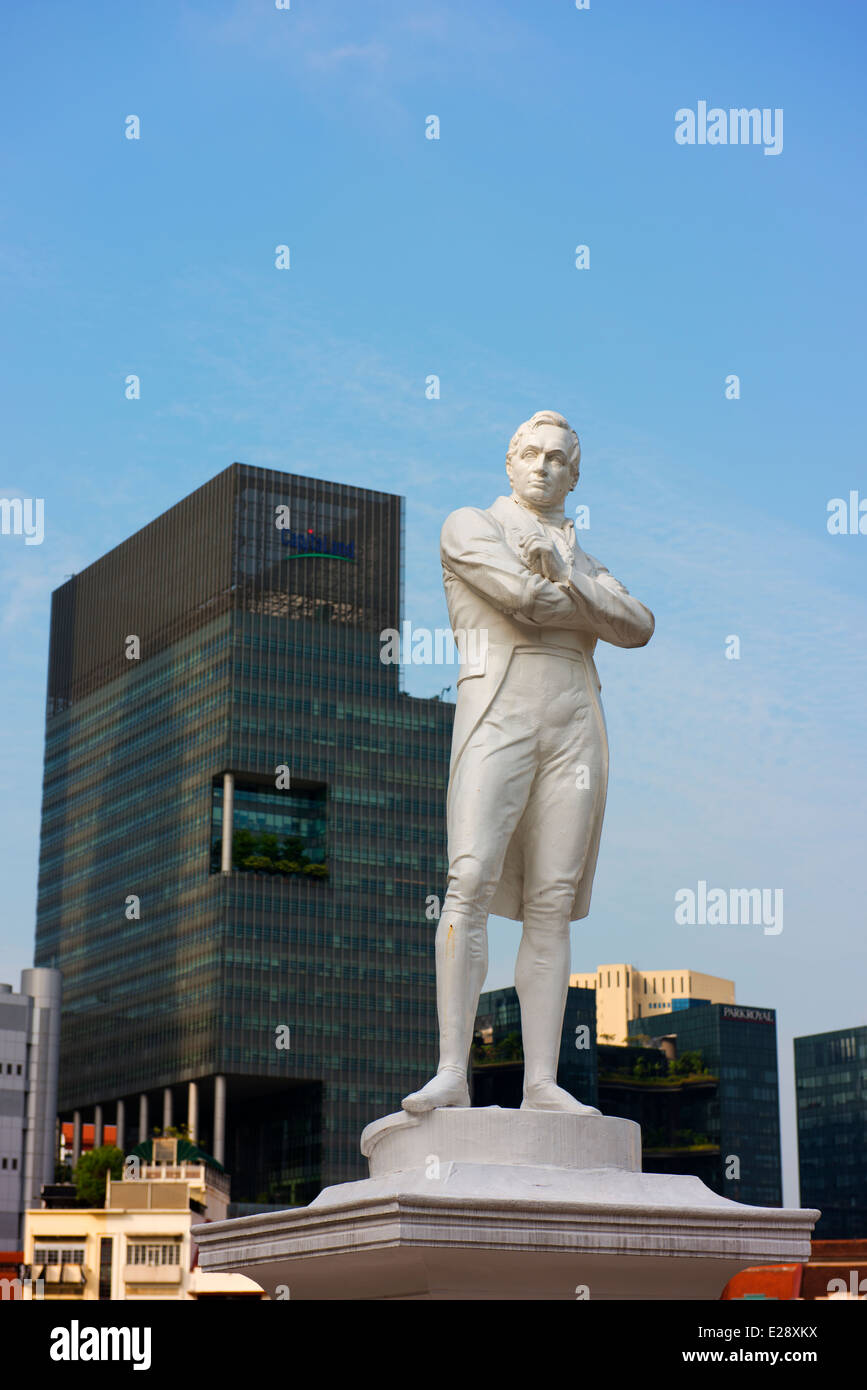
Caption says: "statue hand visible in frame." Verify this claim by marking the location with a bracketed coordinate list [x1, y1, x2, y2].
[517, 534, 570, 584]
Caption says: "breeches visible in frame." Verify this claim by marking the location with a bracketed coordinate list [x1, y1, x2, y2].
[442, 650, 607, 928]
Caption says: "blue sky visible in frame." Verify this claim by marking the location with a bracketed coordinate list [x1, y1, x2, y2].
[1, 0, 865, 1205]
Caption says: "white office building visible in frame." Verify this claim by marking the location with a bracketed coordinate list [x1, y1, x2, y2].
[0, 968, 62, 1247]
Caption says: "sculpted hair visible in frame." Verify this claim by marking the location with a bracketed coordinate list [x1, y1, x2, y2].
[506, 411, 581, 486]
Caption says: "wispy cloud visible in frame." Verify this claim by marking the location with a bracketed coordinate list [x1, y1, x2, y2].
[306, 42, 390, 73]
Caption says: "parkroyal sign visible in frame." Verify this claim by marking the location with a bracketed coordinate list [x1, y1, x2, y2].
[722, 1006, 775, 1025]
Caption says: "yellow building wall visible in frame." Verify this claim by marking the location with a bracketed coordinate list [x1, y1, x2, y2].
[570, 965, 735, 1043]
[23, 1200, 262, 1300]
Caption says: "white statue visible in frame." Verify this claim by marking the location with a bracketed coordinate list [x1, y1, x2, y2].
[403, 411, 654, 1117]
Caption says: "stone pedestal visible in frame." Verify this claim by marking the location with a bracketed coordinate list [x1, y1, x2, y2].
[192, 1107, 818, 1300]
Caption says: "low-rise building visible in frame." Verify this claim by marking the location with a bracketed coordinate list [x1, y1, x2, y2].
[20, 1138, 263, 1299]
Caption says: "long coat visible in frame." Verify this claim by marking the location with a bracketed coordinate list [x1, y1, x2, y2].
[441, 494, 654, 922]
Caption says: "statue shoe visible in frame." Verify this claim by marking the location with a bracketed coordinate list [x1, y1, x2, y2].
[401, 1067, 471, 1114]
[521, 1080, 601, 1115]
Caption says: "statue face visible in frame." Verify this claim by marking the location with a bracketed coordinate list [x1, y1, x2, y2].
[507, 424, 576, 509]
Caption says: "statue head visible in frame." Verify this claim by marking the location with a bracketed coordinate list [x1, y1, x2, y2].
[505, 411, 581, 510]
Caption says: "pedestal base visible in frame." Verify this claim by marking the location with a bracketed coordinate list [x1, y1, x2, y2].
[192, 1107, 819, 1300]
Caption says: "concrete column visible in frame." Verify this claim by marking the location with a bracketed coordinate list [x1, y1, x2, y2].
[138, 1093, 148, 1143]
[213, 1075, 226, 1165]
[162, 1087, 173, 1132]
[221, 772, 235, 873]
[187, 1081, 198, 1145]
[93, 1104, 104, 1149]
[72, 1111, 82, 1167]
[116, 1099, 125, 1153]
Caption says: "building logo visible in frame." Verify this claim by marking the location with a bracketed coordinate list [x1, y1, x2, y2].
[280, 528, 355, 560]
[723, 1005, 775, 1025]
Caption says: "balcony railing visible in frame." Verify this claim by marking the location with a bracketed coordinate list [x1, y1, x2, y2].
[137, 1164, 230, 1193]
[123, 1263, 182, 1285]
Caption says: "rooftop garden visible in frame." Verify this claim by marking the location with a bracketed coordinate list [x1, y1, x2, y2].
[471, 1032, 523, 1066]
[598, 1049, 717, 1086]
[212, 829, 328, 878]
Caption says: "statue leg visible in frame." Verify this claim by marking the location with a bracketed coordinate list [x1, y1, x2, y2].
[516, 677, 605, 1116]
[515, 914, 600, 1115]
[402, 910, 488, 1112]
[403, 679, 538, 1114]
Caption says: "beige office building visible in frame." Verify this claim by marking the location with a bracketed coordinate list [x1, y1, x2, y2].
[570, 965, 735, 1045]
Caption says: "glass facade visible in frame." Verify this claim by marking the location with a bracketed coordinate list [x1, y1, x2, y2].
[627, 1003, 783, 1206]
[795, 1026, 867, 1238]
[472, 986, 598, 1109]
[596, 1042, 720, 1190]
[34, 463, 453, 1203]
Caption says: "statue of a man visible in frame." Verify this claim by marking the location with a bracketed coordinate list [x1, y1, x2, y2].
[403, 411, 654, 1116]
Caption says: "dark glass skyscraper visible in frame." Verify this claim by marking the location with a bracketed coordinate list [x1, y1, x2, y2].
[627, 1003, 783, 1206]
[795, 1025, 867, 1238]
[34, 464, 453, 1205]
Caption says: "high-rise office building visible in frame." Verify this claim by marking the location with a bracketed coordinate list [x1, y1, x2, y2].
[0, 968, 62, 1245]
[627, 1003, 783, 1206]
[795, 1025, 867, 1238]
[570, 963, 735, 1044]
[34, 464, 453, 1205]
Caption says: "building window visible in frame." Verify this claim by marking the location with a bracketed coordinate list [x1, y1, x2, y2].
[644, 980, 647, 994]
[127, 1242, 181, 1266]
[11, 1158, 16, 1170]
[99, 1237, 113, 1300]
[211, 778, 328, 878]
[34, 1247, 85, 1266]
[1, 1158, 6, 1169]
